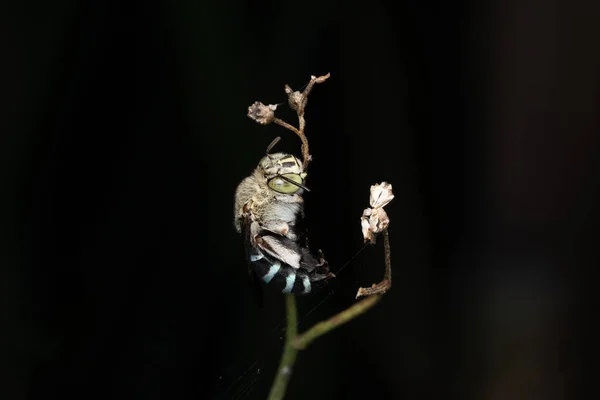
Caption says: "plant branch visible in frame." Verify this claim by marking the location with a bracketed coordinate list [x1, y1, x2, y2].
[383, 229, 391, 281]
[268, 226, 392, 399]
[283, 73, 329, 169]
[247, 73, 329, 170]
[356, 230, 392, 298]
[273, 118, 302, 138]
[267, 294, 298, 400]
[293, 294, 381, 350]
[295, 229, 392, 348]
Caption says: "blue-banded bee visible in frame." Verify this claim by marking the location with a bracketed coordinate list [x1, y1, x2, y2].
[234, 138, 333, 303]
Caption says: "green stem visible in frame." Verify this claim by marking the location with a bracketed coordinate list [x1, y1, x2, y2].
[266, 294, 298, 400]
[293, 294, 381, 350]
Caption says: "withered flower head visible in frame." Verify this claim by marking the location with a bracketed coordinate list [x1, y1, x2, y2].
[361, 182, 394, 244]
[284, 85, 303, 112]
[247, 101, 278, 125]
[370, 181, 394, 209]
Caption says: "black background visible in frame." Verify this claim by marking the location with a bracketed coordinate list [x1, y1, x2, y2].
[2, 1, 598, 399]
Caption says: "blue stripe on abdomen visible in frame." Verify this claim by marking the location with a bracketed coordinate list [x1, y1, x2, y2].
[262, 261, 280, 283]
[282, 273, 296, 293]
[250, 255, 312, 295]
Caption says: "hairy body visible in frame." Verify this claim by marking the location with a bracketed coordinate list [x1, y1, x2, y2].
[233, 152, 332, 298]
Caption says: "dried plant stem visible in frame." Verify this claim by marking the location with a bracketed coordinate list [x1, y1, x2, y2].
[270, 114, 310, 168]
[284, 73, 330, 169]
[247, 73, 329, 170]
[383, 229, 391, 281]
[266, 294, 298, 400]
[356, 230, 392, 298]
[273, 118, 302, 136]
[295, 111, 310, 169]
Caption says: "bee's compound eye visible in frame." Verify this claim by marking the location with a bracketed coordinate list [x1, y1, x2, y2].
[268, 176, 300, 194]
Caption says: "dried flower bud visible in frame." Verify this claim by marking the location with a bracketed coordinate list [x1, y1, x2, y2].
[361, 207, 390, 244]
[247, 101, 277, 125]
[370, 207, 390, 233]
[284, 85, 303, 112]
[361, 208, 374, 244]
[361, 182, 394, 244]
[370, 182, 394, 209]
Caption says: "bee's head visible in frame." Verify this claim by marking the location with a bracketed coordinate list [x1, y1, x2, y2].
[258, 153, 308, 194]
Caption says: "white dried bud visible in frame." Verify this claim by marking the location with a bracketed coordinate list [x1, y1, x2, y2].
[361, 208, 390, 244]
[361, 208, 374, 244]
[361, 182, 394, 244]
[247, 101, 277, 125]
[284, 87, 303, 111]
[369, 208, 390, 234]
[370, 182, 394, 209]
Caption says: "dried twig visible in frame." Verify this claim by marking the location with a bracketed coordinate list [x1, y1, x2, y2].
[247, 73, 330, 169]
[355, 229, 392, 298]
[357, 182, 394, 298]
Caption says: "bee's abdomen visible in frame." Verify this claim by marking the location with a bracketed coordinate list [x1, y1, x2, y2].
[250, 253, 312, 295]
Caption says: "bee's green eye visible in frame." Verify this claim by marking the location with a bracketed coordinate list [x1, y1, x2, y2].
[268, 174, 303, 194]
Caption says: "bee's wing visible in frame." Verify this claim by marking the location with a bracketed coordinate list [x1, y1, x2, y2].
[242, 210, 332, 297]
[254, 229, 332, 292]
[241, 212, 264, 307]
[257, 214, 323, 271]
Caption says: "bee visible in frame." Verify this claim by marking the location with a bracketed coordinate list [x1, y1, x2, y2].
[234, 138, 333, 302]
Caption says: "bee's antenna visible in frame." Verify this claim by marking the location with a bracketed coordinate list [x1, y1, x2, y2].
[266, 136, 281, 155]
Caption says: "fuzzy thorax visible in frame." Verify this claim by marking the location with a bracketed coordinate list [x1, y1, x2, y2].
[233, 168, 304, 233]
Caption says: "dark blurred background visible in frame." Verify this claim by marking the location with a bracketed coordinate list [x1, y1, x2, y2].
[1, 1, 598, 399]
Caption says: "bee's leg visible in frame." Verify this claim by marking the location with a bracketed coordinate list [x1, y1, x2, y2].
[299, 247, 329, 270]
[316, 249, 327, 266]
[306, 266, 335, 288]
[255, 234, 302, 269]
[260, 219, 290, 236]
